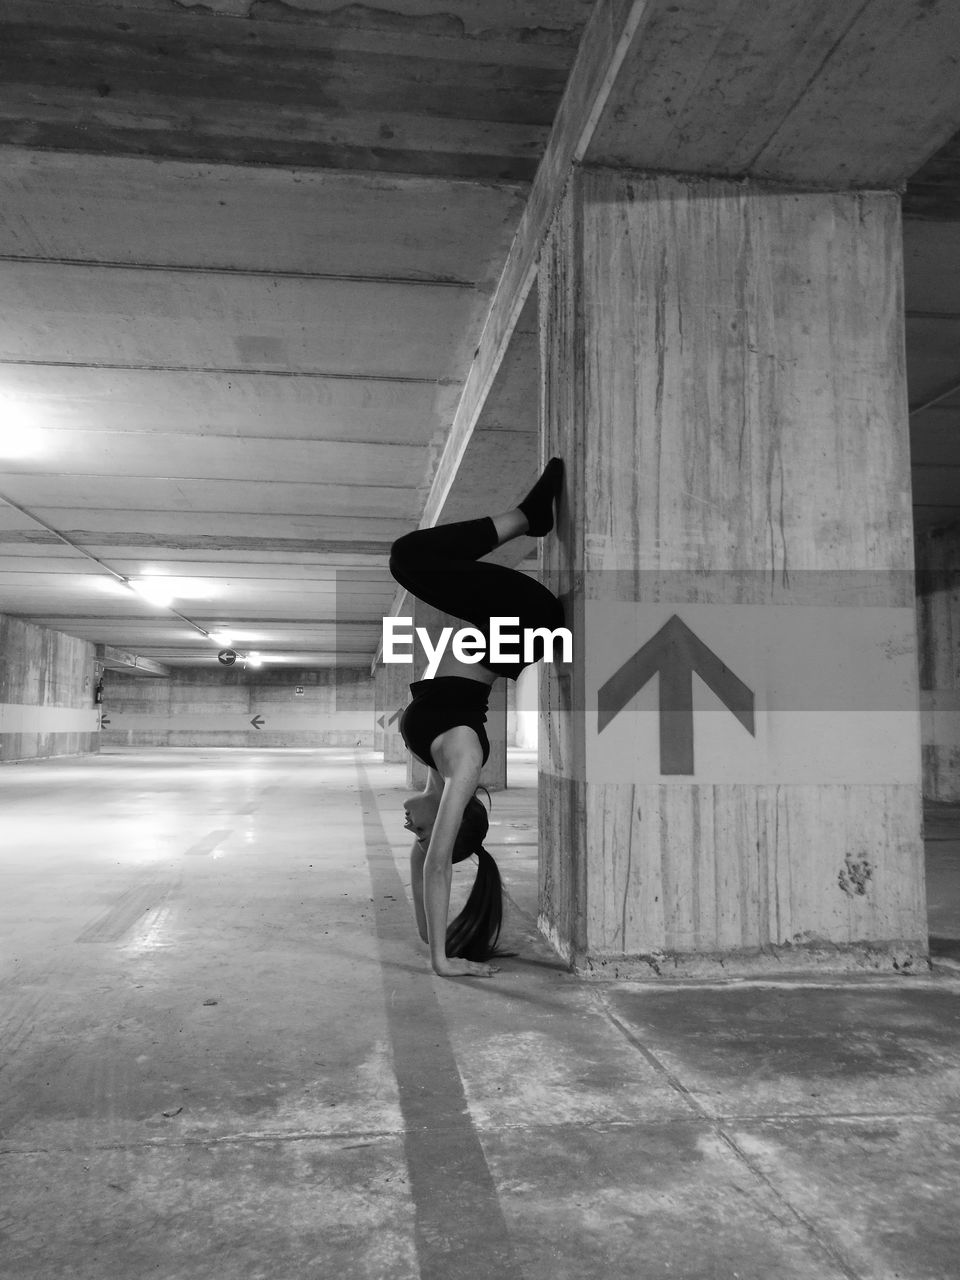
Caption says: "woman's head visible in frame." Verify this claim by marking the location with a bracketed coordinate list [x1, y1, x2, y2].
[402, 788, 489, 861]
[402, 793, 437, 845]
[403, 787, 502, 962]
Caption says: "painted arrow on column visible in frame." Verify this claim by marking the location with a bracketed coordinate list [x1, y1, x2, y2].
[598, 614, 755, 775]
[377, 709, 403, 730]
[250, 715, 265, 729]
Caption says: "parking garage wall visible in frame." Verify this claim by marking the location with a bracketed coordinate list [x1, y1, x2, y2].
[0, 613, 99, 762]
[100, 666, 374, 749]
[917, 522, 960, 802]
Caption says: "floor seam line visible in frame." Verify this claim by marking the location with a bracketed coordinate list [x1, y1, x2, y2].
[593, 987, 867, 1280]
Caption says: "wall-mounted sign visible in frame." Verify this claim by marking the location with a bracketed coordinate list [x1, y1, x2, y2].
[586, 602, 919, 785]
[218, 649, 237, 666]
[598, 614, 754, 774]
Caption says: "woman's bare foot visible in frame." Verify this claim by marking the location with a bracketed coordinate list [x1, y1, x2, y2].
[433, 957, 499, 978]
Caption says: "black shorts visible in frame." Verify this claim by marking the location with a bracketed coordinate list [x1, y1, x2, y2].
[399, 677, 491, 770]
[389, 518, 565, 681]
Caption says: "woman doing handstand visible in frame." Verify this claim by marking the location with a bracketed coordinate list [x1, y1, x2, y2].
[388, 458, 564, 979]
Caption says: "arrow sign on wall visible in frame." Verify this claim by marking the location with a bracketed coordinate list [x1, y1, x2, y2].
[598, 614, 755, 775]
[250, 715, 265, 729]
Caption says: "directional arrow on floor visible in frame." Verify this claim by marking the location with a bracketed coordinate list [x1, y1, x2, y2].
[598, 614, 755, 775]
[250, 715, 265, 729]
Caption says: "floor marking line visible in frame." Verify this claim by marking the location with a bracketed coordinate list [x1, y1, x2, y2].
[75, 879, 177, 944]
[183, 828, 234, 856]
[0, 989, 47, 1075]
[355, 757, 524, 1280]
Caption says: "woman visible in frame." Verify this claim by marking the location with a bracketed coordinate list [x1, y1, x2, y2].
[389, 457, 564, 978]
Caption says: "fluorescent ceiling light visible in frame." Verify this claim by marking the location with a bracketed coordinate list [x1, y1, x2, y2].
[127, 578, 176, 608]
[134, 573, 218, 601]
[0, 398, 45, 458]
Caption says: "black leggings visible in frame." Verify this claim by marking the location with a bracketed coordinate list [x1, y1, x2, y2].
[389, 517, 564, 681]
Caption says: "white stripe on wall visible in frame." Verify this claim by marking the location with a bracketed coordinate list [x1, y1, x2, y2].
[102, 710, 370, 733]
[0, 704, 100, 734]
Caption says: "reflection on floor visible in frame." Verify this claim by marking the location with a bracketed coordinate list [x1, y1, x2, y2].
[0, 747, 958, 1280]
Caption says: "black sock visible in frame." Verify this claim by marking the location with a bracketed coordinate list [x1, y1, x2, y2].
[518, 457, 564, 536]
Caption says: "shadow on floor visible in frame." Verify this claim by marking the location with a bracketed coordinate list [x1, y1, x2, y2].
[925, 802, 960, 962]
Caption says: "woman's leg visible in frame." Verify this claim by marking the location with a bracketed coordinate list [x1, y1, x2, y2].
[388, 459, 564, 642]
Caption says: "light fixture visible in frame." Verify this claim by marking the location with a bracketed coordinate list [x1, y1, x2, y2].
[127, 578, 176, 608]
[0, 397, 45, 458]
[245, 651, 263, 668]
[209, 630, 234, 647]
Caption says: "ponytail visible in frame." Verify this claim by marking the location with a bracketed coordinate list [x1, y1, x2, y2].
[445, 845, 503, 962]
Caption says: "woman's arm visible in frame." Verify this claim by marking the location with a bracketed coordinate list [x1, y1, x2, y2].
[423, 728, 497, 978]
[409, 840, 428, 942]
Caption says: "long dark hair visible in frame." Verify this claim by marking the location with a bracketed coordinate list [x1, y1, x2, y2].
[446, 788, 504, 962]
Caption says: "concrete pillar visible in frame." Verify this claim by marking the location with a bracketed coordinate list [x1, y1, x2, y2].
[374, 664, 386, 754]
[404, 598, 508, 792]
[381, 660, 408, 764]
[481, 680, 508, 792]
[506, 676, 517, 747]
[538, 169, 927, 975]
[516, 664, 539, 749]
[917, 523, 960, 801]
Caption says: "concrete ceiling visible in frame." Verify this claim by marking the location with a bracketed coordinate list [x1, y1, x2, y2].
[0, 0, 958, 672]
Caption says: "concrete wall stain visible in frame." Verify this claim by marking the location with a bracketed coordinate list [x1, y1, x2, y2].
[838, 855, 874, 897]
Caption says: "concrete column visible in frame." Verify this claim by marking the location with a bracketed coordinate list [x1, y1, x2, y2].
[481, 680, 508, 792]
[374, 664, 386, 754]
[382, 660, 408, 764]
[515, 664, 539, 749]
[0, 613, 99, 761]
[538, 169, 926, 975]
[917, 523, 960, 801]
[404, 598, 508, 792]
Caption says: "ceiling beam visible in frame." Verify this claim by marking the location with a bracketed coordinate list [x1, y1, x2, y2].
[96, 644, 170, 678]
[420, 0, 648, 531]
[372, 2, 648, 669]
[423, 0, 960, 539]
[583, 0, 960, 186]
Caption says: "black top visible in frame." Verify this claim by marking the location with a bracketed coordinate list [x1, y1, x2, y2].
[398, 676, 491, 770]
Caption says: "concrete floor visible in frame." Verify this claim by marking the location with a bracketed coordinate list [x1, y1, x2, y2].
[1, 747, 959, 1280]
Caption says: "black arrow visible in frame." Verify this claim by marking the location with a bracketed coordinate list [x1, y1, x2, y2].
[100, 717, 111, 726]
[250, 715, 265, 729]
[598, 614, 754, 775]
[387, 708, 403, 727]
[377, 715, 385, 729]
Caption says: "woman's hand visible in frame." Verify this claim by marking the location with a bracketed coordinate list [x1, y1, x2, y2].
[433, 956, 499, 978]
